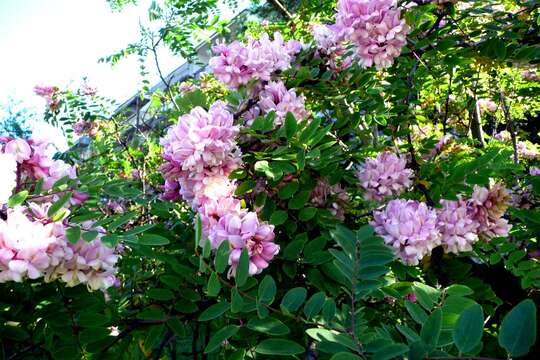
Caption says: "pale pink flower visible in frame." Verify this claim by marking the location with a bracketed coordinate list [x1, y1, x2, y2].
[178, 170, 237, 209]
[477, 99, 498, 113]
[0, 207, 59, 282]
[257, 81, 309, 126]
[522, 70, 540, 82]
[371, 199, 441, 265]
[336, 0, 410, 69]
[468, 184, 512, 239]
[4, 139, 32, 163]
[160, 101, 241, 173]
[356, 151, 413, 202]
[211, 212, 278, 276]
[310, 178, 349, 220]
[200, 197, 246, 247]
[530, 167, 540, 176]
[437, 199, 480, 254]
[517, 141, 540, 160]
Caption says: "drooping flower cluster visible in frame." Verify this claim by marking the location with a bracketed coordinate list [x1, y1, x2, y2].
[0, 153, 17, 205]
[335, 0, 410, 69]
[356, 151, 414, 202]
[372, 183, 512, 264]
[160, 101, 279, 277]
[0, 205, 121, 290]
[209, 32, 301, 89]
[310, 178, 349, 220]
[210, 212, 278, 276]
[311, 24, 353, 72]
[522, 70, 540, 82]
[0, 137, 77, 191]
[73, 120, 99, 137]
[34, 85, 60, 108]
[371, 199, 441, 265]
[477, 98, 498, 113]
[493, 131, 540, 160]
[244, 80, 309, 127]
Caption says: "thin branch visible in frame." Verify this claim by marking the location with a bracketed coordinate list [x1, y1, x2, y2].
[442, 69, 453, 135]
[267, 0, 293, 19]
[499, 91, 518, 164]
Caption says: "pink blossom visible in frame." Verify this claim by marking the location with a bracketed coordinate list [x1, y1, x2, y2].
[209, 32, 298, 88]
[493, 131, 510, 142]
[371, 199, 441, 265]
[477, 99, 498, 113]
[0, 206, 59, 282]
[468, 184, 512, 239]
[310, 178, 349, 220]
[200, 197, 246, 247]
[43, 160, 77, 190]
[0, 153, 17, 205]
[356, 151, 413, 202]
[522, 70, 540, 82]
[257, 81, 309, 126]
[82, 83, 97, 96]
[160, 101, 241, 173]
[211, 212, 278, 276]
[336, 0, 410, 69]
[517, 141, 540, 160]
[4, 139, 32, 163]
[437, 199, 479, 254]
[33, 85, 58, 98]
[530, 167, 540, 176]
[178, 170, 237, 209]
[404, 293, 417, 302]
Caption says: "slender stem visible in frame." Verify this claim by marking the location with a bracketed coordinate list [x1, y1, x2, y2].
[267, 0, 293, 19]
[442, 70, 453, 135]
[499, 91, 518, 164]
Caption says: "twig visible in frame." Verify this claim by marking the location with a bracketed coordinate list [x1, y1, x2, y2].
[442, 69, 453, 135]
[499, 91, 518, 164]
[152, 329, 175, 360]
[267, 0, 293, 19]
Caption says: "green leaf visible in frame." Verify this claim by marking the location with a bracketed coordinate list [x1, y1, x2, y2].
[299, 207, 317, 221]
[281, 287, 308, 313]
[258, 275, 277, 305]
[207, 272, 221, 297]
[306, 328, 356, 350]
[498, 299, 537, 357]
[8, 190, 28, 207]
[288, 191, 311, 209]
[78, 313, 110, 327]
[82, 230, 99, 242]
[254, 339, 304, 355]
[405, 301, 428, 324]
[195, 214, 202, 250]
[231, 287, 244, 313]
[446, 284, 474, 297]
[205, 325, 239, 353]
[235, 249, 249, 287]
[453, 304, 484, 354]
[139, 234, 170, 246]
[235, 179, 256, 195]
[247, 317, 290, 336]
[330, 352, 362, 360]
[421, 308, 442, 350]
[198, 301, 230, 321]
[270, 210, 288, 226]
[148, 288, 174, 301]
[304, 292, 325, 319]
[47, 192, 72, 217]
[215, 241, 230, 273]
[285, 112, 297, 140]
[372, 344, 409, 360]
[414, 283, 440, 311]
[65, 226, 81, 244]
[278, 181, 299, 199]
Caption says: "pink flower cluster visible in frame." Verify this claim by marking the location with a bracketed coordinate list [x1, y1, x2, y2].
[0, 206, 121, 290]
[209, 32, 301, 89]
[244, 81, 309, 127]
[0, 137, 77, 191]
[530, 167, 540, 176]
[477, 98, 497, 113]
[310, 178, 349, 220]
[522, 70, 540, 82]
[493, 131, 540, 160]
[335, 0, 410, 69]
[160, 101, 279, 277]
[372, 199, 441, 265]
[356, 151, 414, 202]
[73, 120, 99, 137]
[311, 24, 353, 72]
[372, 184, 512, 264]
[34, 85, 60, 108]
